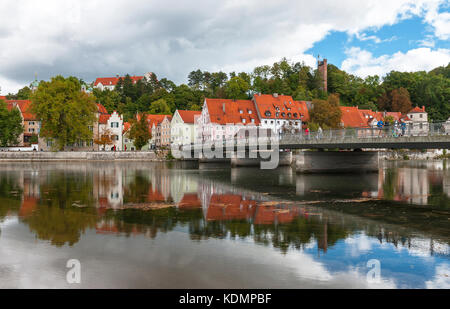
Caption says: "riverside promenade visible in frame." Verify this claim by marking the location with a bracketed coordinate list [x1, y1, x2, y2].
[0, 151, 158, 162]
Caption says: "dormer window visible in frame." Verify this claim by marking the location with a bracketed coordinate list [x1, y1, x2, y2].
[281, 112, 286, 117]
[248, 110, 252, 114]
[293, 113, 298, 118]
[265, 111, 271, 117]
[287, 113, 292, 118]
[239, 110, 243, 114]
[242, 119, 246, 124]
[276, 112, 280, 117]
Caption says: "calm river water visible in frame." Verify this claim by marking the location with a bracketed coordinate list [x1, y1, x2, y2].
[0, 160, 448, 288]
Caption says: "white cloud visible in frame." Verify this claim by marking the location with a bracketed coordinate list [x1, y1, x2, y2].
[0, 0, 448, 94]
[341, 47, 450, 77]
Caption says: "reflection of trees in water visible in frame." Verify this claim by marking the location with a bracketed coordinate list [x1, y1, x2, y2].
[103, 207, 351, 255]
[0, 175, 22, 220]
[123, 171, 152, 204]
[21, 172, 98, 247]
[382, 168, 397, 201]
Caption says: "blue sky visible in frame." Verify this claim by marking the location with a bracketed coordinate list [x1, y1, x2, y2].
[0, 0, 449, 94]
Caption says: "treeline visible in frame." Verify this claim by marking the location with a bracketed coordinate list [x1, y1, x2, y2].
[5, 59, 450, 122]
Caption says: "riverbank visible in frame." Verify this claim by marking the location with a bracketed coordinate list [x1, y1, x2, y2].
[0, 151, 160, 161]
[380, 149, 447, 160]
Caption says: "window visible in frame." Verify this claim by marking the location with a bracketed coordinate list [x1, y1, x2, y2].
[420, 114, 423, 118]
[265, 111, 271, 117]
[242, 119, 246, 124]
[111, 122, 119, 128]
[248, 110, 252, 114]
[264, 120, 268, 124]
[293, 113, 298, 118]
[239, 110, 243, 114]
[251, 119, 255, 123]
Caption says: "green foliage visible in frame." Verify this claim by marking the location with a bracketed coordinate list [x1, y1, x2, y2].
[30, 76, 97, 150]
[149, 99, 171, 115]
[0, 100, 23, 147]
[129, 113, 152, 150]
[225, 76, 250, 100]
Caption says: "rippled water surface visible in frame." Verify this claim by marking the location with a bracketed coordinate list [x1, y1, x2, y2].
[0, 160, 448, 288]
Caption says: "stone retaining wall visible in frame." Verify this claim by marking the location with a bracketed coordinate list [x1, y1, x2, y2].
[0, 151, 158, 161]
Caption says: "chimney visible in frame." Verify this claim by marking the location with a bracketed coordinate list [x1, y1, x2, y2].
[422, 106, 425, 112]
[223, 103, 226, 113]
[273, 93, 278, 98]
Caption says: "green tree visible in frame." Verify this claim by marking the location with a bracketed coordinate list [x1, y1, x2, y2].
[225, 76, 250, 100]
[149, 99, 171, 115]
[391, 88, 412, 114]
[129, 113, 152, 150]
[0, 100, 23, 147]
[30, 76, 97, 150]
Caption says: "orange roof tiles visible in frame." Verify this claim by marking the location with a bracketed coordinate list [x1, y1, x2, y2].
[205, 98, 260, 125]
[340, 106, 368, 128]
[253, 94, 308, 121]
[177, 110, 201, 124]
[123, 122, 131, 134]
[206, 194, 257, 221]
[5, 100, 37, 121]
[409, 106, 426, 113]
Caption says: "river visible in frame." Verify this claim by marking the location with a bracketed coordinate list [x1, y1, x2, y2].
[0, 160, 448, 288]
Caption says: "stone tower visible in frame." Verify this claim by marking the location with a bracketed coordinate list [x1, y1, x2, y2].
[317, 58, 328, 93]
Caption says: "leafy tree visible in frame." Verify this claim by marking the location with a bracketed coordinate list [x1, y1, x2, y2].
[129, 113, 151, 150]
[188, 70, 204, 90]
[225, 76, 250, 100]
[391, 88, 412, 114]
[310, 94, 342, 129]
[94, 127, 114, 150]
[30, 76, 97, 150]
[149, 99, 171, 114]
[0, 100, 23, 147]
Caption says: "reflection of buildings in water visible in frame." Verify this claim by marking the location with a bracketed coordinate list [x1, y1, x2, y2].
[150, 169, 171, 202]
[18, 169, 40, 217]
[444, 173, 450, 198]
[178, 193, 202, 209]
[170, 171, 198, 204]
[395, 168, 429, 205]
[93, 167, 123, 209]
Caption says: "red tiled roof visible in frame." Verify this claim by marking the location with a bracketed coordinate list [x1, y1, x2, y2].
[6, 100, 37, 121]
[409, 106, 426, 113]
[98, 114, 111, 124]
[340, 106, 368, 128]
[177, 110, 201, 124]
[205, 98, 260, 125]
[253, 94, 308, 122]
[97, 103, 108, 114]
[0, 96, 6, 101]
[146, 114, 172, 128]
[94, 76, 144, 87]
[97, 103, 110, 124]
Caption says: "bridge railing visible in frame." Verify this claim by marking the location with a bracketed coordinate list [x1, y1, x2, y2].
[183, 122, 450, 150]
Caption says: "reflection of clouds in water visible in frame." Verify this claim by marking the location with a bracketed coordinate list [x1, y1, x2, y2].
[345, 233, 375, 257]
[426, 264, 450, 289]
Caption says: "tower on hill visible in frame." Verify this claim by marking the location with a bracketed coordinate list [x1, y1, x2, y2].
[317, 58, 328, 93]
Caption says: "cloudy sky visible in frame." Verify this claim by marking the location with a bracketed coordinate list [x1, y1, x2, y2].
[0, 0, 449, 94]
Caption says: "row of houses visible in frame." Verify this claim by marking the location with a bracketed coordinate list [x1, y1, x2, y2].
[0, 90, 439, 151]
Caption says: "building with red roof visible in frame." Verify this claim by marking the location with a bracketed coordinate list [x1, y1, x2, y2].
[340, 106, 368, 128]
[3, 100, 39, 146]
[253, 93, 308, 134]
[171, 110, 202, 146]
[199, 98, 260, 142]
[93, 72, 153, 91]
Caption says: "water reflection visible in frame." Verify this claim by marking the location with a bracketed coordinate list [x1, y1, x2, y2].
[0, 161, 448, 288]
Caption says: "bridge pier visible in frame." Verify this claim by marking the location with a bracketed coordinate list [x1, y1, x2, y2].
[295, 151, 379, 174]
[231, 151, 292, 168]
